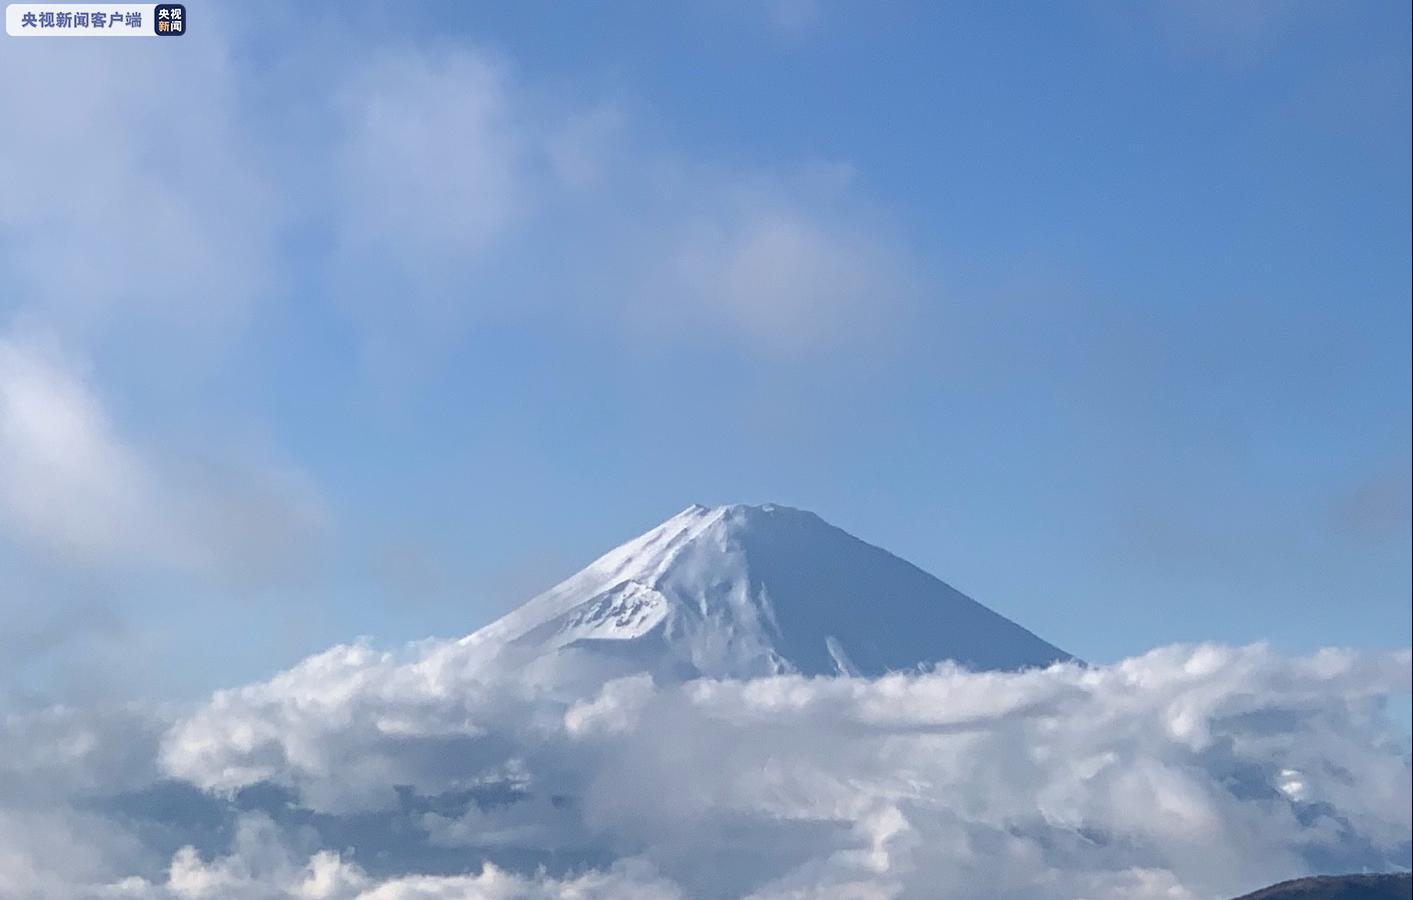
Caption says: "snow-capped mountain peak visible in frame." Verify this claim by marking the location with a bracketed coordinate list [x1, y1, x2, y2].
[465, 503, 1072, 678]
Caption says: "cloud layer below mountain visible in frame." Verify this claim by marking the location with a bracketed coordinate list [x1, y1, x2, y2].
[1, 639, 1408, 899]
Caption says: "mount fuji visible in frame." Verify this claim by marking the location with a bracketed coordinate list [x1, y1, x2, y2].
[465, 503, 1072, 678]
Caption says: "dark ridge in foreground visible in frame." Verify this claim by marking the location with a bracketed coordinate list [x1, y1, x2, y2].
[1232, 873, 1412, 900]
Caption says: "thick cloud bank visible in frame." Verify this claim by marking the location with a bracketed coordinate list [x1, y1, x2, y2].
[2, 640, 1408, 899]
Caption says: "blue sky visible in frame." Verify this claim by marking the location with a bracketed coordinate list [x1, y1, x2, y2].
[1, 1, 1408, 703]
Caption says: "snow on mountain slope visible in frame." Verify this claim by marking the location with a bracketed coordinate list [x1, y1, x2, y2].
[464, 503, 1072, 678]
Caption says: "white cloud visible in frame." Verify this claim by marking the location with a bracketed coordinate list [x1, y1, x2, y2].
[0, 336, 163, 567]
[545, 105, 629, 192]
[337, 50, 528, 274]
[656, 191, 919, 354]
[0, 23, 1403, 900]
[0, 639, 1407, 897]
[139, 641, 1413, 899]
[765, 0, 821, 33]
[325, 46, 564, 369]
[3, 23, 925, 368]
[0, 33, 278, 345]
[94, 824, 682, 900]
[0, 335, 326, 581]
[325, 46, 925, 361]
[1153, 0, 1300, 57]
[0, 807, 149, 900]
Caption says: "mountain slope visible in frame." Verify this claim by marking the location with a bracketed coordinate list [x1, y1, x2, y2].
[465, 503, 1072, 678]
[1231, 874, 1412, 899]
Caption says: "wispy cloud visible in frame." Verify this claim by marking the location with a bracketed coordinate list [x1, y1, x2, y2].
[0, 334, 326, 583]
[0, 37, 279, 348]
[323, 46, 927, 365]
[647, 172, 920, 355]
[336, 49, 530, 280]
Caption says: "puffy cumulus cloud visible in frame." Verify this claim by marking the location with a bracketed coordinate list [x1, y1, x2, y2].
[97, 818, 681, 900]
[144, 641, 1413, 899]
[1, 640, 1407, 898]
[157, 639, 601, 809]
[0, 335, 326, 581]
